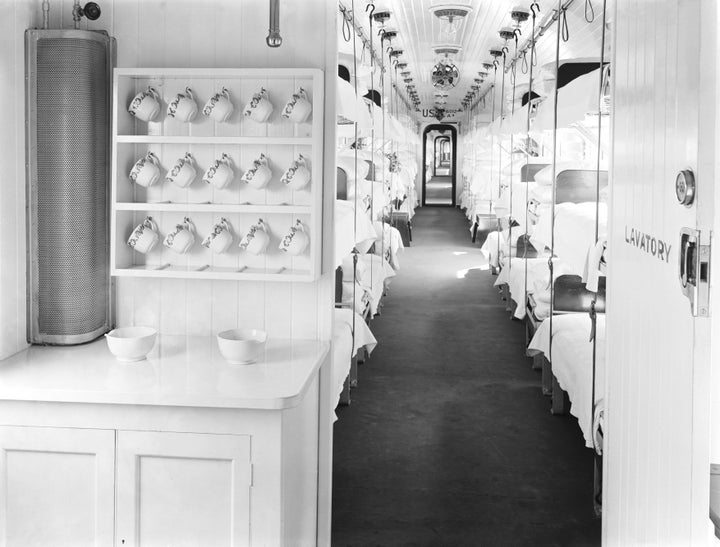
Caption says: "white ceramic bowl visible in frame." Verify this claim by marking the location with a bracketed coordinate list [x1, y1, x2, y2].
[105, 327, 157, 362]
[217, 329, 267, 364]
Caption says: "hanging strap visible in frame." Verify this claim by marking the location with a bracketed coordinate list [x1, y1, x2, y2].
[523, 2, 540, 306]
[489, 63, 498, 260]
[507, 29, 522, 274]
[350, 0, 359, 343]
[560, 6, 570, 42]
[590, 0, 608, 472]
[380, 37, 387, 266]
[341, 7, 352, 42]
[367, 3, 375, 292]
[496, 47, 509, 267]
[548, 0, 563, 368]
[585, 0, 595, 23]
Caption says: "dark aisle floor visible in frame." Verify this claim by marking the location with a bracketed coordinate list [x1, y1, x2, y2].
[425, 176, 453, 205]
[331, 207, 601, 547]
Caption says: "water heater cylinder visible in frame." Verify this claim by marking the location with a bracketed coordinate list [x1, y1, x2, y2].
[26, 29, 116, 345]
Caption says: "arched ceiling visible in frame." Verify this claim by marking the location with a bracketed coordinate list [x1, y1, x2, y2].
[344, 1, 610, 123]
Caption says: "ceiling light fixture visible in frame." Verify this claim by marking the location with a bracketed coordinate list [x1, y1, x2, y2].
[511, 6, 531, 24]
[383, 30, 399, 42]
[373, 10, 391, 26]
[429, 4, 473, 42]
[499, 26, 516, 42]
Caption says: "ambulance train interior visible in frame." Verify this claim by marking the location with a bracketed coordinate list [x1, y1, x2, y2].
[2, 0, 720, 545]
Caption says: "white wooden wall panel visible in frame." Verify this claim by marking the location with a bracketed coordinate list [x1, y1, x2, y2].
[604, 0, 713, 544]
[0, 1, 36, 360]
[0, 0, 333, 343]
[107, 0, 331, 340]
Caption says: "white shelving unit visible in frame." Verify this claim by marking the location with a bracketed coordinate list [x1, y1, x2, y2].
[110, 68, 324, 282]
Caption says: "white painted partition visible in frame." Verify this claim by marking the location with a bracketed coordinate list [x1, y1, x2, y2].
[0, 1, 338, 544]
[605, 0, 716, 544]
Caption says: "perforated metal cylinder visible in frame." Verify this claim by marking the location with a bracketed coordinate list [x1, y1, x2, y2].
[26, 30, 115, 345]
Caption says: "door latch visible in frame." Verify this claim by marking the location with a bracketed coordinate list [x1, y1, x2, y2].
[679, 227, 711, 317]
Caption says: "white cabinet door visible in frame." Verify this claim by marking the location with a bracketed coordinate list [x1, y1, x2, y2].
[116, 430, 252, 547]
[0, 425, 115, 547]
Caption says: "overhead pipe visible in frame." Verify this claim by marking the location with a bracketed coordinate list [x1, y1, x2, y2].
[42, 0, 50, 29]
[266, 0, 282, 47]
[73, 0, 81, 29]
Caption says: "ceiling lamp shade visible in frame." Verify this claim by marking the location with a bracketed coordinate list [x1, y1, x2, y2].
[429, 4, 473, 42]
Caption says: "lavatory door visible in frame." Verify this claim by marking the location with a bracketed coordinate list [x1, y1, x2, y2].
[605, 0, 716, 545]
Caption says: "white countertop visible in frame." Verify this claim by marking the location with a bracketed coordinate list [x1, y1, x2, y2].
[0, 336, 329, 410]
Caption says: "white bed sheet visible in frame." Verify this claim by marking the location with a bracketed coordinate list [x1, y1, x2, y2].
[332, 309, 378, 422]
[494, 258, 570, 320]
[372, 222, 404, 271]
[358, 254, 395, 314]
[494, 258, 551, 319]
[480, 231, 505, 269]
[527, 313, 606, 448]
[334, 308, 378, 357]
[331, 321, 352, 422]
[341, 254, 396, 316]
[531, 202, 608, 275]
[334, 199, 378, 268]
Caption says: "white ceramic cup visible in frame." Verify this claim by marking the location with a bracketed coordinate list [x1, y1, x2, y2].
[129, 151, 161, 188]
[167, 87, 198, 122]
[278, 220, 309, 256]
[243, 88, 273, 122]
[203, 87, 234, 122]
[281, 154, 311, 190]
[128, 87, 161, 122]
[239, 219, 270, 255]
[127, 216, 159, 254]
[165, 152, 197, 188]
[163, 216, 196, 254]
[281, 87, 312, 123]
[241, 153, 272, 189]
[202, 217, 233, 254]
[202, 153, 234, 189]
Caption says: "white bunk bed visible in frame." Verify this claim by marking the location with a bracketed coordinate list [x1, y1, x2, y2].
[493, 169, 608, 319]
[527, 313, 606, 451]
[332, 307, 377, 416]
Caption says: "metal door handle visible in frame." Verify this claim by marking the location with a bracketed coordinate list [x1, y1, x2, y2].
[679, 227, 711, 317]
